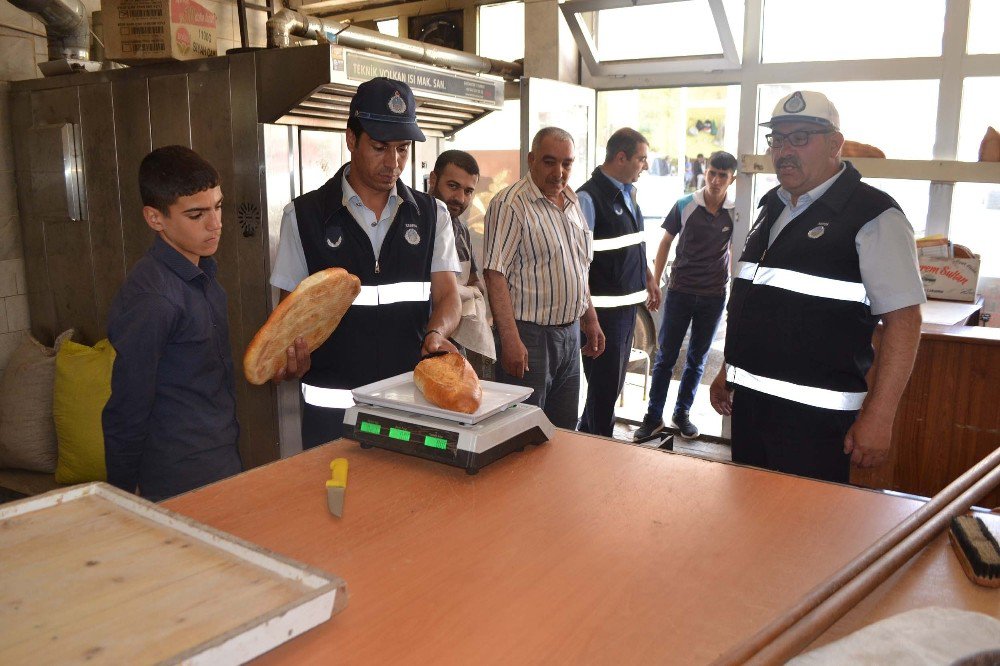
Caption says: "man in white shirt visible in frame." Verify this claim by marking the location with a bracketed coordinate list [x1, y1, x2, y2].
[270, 77, 461, 448]
[710, 90, 924, 482]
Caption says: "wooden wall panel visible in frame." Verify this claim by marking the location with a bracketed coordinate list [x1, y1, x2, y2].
[111, 77, 154, 271]
[148, 74, 192, 149]
[228, 53, 279, 468]
[29, 88, 101, 343]
[852, 326, 1000, 508]
[10, 91, 58, 345]
[78, 83, 126, 340]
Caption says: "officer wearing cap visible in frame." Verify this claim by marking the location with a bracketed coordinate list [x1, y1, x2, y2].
[709, 90, 925, 483]
[271, 77, 461, 449]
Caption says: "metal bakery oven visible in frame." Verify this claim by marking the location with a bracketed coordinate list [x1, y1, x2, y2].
[10, 44, 504, 468]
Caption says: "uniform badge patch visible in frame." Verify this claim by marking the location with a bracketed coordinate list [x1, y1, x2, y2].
[405, 228, 421, 245]
[807, 225, 825, 239]
[784, 91, 807, 114]
[388, 91, 407, 115]
[614, 204, 624, 216]
[326, 228, 343, 248]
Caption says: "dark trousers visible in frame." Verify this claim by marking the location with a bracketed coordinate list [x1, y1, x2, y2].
[731, 386, 857, 483]
[494, 320, 580, 429]
[646, 289, 725, 420]
[579, 305, 637, 437]
[301, 400, 345, 450]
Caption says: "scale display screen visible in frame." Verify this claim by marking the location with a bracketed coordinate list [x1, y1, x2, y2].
[354, 412, 459, 458]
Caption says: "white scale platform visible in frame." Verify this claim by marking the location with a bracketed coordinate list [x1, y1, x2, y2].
[344, 372, 555, 474]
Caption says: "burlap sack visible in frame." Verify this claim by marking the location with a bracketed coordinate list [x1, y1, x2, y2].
[0, 330, 74, 472]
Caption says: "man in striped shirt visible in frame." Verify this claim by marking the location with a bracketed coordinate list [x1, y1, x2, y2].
[483, 127, 605, 429]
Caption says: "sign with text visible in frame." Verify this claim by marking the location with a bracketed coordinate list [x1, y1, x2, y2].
[919, 256, 981, 303]
[344, 52, 503, 108]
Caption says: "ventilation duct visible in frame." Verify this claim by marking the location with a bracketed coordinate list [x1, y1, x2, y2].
[266, 9, 522, 81]
[6, 0, 90, 61]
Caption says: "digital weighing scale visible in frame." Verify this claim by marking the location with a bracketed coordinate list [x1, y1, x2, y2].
[344, 372, 555, 474]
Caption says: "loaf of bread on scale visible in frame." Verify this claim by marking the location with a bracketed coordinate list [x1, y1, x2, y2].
[413, 351, 483, 414]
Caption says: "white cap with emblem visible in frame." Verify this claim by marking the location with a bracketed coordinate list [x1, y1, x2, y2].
[761, 90, 840, 130]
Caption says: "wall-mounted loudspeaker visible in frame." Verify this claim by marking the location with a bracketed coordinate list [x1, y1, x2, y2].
[408, 11, 464, 51]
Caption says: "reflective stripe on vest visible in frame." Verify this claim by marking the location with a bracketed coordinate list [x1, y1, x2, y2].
[591, 290, 647, 308]
[734, 262, 869, 305]
[352, 281, 432, 307]
[592, 231, 645, 252]
[727, 364, 866, 411]
[301, 383, 356, 409]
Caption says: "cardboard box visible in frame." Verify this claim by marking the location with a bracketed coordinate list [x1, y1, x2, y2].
[919, 256, 981, 303]
[103, 0, 217, 64]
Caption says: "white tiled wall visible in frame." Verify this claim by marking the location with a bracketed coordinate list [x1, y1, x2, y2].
[0, 14, 38, 371]
[0, 0, 268, 372]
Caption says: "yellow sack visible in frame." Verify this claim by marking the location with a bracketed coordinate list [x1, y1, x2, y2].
[53, 339, 115, 484]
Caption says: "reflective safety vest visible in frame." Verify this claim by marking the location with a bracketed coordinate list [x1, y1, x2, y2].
[577, 167, 647, 309]
[294, 162, 436, 406]
[724, 162, 897, 411]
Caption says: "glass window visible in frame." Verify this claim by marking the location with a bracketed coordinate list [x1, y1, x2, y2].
[479, 2, 524, 62]
[950, 183, 1000, 278]
[757, 81, 939, 160]
[598, 86, 739, 220]
[598, 85, 739, 271]
[968, 0, 1000, 54]
[594, 2, 721, 61]
[376, 19, 399, 37]
[761, 0, 945, 62]
[447, 99, 522, 269]
[958, 77, 1000, 161]
[865, 179, 930, 239]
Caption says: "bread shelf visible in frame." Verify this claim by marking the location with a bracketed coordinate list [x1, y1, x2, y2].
[740, 155, 1000, 185]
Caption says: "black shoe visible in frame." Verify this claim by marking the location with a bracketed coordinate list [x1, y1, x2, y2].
[633, 414, 665, 441]
[672, 412, 699, 439]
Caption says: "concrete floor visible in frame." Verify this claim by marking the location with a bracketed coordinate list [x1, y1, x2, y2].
[578, 320, 733, 464]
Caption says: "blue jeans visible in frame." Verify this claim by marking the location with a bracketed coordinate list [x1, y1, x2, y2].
[646, 290, 725, 420]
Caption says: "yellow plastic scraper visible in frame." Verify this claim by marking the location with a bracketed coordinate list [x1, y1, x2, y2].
[326, 458, 348, 517]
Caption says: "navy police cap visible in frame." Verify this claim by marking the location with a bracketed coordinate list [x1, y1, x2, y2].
[349, 77, 426, 142]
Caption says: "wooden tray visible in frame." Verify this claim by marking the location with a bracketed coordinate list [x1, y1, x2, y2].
[0, 482, 346, 664]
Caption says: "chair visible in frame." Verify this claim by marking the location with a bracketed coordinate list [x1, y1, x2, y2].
[619, 347, 650, 406]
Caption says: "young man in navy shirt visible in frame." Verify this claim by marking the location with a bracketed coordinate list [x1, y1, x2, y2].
[103, 146, 307, 501]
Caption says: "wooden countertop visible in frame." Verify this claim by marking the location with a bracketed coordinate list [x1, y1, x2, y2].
[919, 322, 1000, 344]
[163, 431, 1000, 663]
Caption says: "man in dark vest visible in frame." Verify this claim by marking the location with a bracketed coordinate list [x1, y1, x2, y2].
[709, 90, 924, 482]
[576, 128, 661, 437]
[270, 77, 461, 449]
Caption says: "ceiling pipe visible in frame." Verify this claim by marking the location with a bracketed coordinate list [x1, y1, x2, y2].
[266, 8, 523, 81]
[6, 0, 89, 61]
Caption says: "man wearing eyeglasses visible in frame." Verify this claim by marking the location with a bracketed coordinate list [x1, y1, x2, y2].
[709, 90, 924, 483]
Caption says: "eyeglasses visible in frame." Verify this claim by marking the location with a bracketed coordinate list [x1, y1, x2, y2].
[765, 129, 834, 148]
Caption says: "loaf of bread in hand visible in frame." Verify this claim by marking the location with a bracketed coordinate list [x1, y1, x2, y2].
[413, 352, 483, 414]
[841, 140, 886, 158]
[243, 268, 360, 385]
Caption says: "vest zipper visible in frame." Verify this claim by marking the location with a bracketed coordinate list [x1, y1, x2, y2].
[375, 260, 380, 274]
